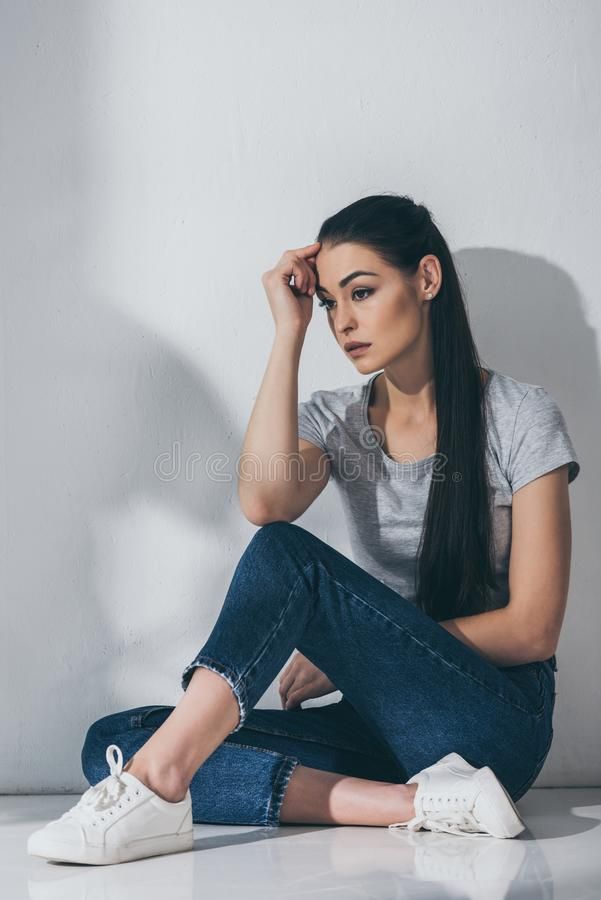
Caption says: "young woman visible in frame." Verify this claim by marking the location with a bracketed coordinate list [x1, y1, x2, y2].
[28, 194, 580, 865]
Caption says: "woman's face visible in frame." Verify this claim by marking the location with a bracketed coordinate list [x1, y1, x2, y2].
[314, 242, 440, 372]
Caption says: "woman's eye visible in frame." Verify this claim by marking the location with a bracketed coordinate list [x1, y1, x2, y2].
[317, 288, 373, 310]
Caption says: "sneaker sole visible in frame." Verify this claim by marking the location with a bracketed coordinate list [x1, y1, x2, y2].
[27, 827, 194, 865]
[473, 767, 526, 838]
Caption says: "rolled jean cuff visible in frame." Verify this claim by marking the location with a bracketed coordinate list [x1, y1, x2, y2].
[181, 655, 248, 733]
[265, 755, 300, 827]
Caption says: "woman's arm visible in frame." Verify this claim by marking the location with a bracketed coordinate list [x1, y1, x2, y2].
[438, 608, 540, 668]
[238, 244, 322, 524]
[237, 331, 305, 522]
[439, 465, 572, 667]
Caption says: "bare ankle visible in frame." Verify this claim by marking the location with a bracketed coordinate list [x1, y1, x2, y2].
[124, 754, 188, 804]
[392, 782, 417, 822]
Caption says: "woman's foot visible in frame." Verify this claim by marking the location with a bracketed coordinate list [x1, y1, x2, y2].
[388, 752, 526, 839]
[27, 744, 194, 865]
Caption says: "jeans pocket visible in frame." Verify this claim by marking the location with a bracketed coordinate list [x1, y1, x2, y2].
[131, 705, 174, 729]
[502, 663, 547, 718]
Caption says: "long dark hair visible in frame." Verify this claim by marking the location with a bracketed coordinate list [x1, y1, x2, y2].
[315, 193, 499, 621]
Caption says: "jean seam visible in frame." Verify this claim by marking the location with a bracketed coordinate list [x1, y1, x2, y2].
[133, 705, 174, 729]
[319, 562, 544, 719]
[265, 756, 300, 827]
[233, 559, 316, 711]
[222, 739, 296, 759]
[533, 665, 546, 717]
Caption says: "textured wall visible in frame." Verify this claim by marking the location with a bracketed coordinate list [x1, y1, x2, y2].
[1, 0, 599, 791]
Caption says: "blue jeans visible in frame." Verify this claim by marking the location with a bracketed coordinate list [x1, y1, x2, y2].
[81, 521, 557, 826]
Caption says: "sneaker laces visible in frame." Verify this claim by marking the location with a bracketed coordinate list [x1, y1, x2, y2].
[389, 790, 491, 838]
[61, 745, 136, 825]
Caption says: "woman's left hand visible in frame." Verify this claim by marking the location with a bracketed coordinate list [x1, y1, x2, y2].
[279, 651, 337, 709]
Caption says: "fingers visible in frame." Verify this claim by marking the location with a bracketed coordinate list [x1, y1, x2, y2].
[280, 687, 298, 708]
[279, 652, 319, 708]
[279, 679, 293, 707]
[280, 673, 306, 708]
[283, 689, 302, 710]
[291, 262, 315, 297]
[296, 241, 321, 257]
[279, 668, 294, 695]
[282, 674, 315, 708]
[286, 244, 320, 296]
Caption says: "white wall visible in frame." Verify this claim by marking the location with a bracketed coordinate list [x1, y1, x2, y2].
[1, 0, 599, 792]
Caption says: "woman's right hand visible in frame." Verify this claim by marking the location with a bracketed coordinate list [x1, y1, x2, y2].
[279, 651, 337, 709]
[261, 241, 321, 337]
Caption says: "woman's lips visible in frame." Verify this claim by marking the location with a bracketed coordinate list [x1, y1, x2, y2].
[347, 343, 371, 357]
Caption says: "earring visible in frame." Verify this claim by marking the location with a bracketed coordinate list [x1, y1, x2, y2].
[426, 292, 433, 299]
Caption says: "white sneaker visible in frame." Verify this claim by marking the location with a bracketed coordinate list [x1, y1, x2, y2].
[27, 744, 194, 865]
[388, 752, 526, 839]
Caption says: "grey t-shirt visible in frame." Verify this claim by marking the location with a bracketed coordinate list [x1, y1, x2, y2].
[297, 368, 580, 609]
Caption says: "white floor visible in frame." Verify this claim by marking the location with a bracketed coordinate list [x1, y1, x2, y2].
[2, 788, 600, 899]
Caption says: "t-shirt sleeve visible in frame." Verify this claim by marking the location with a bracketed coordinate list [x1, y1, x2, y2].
[507, 386, 580, 493]
[297, 395, 328, 453]
[297, 391, 336, 483]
